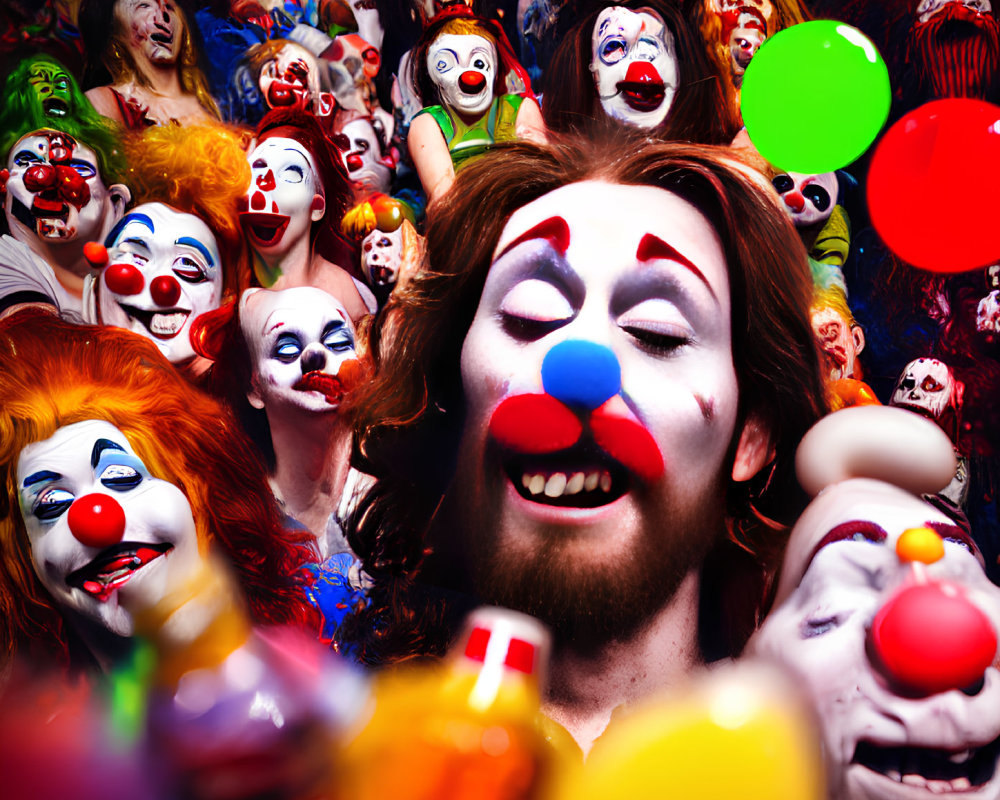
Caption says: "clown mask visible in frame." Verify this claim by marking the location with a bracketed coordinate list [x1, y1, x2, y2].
[3, 130, 126, 248]
[711, 0, 773, 79]
[258, 42, 322, 112]
[916, 0, 993, 24]
[361, 225, 403, 287]
[241, 136, 325, 259]
[98, 203, 223, 363]
[115, 0, 183, 66]
[339, 116, 393, 196]
[810, 304, 864, 381]
[590, 6, 679, 129]
[17, 419, 202, 638]
[772, 171, 838, 228]
[427, 33, 498, 118]
[242, 286, 361, 414]
[27, 60, 73, 119]
[890, 358, 963, 425]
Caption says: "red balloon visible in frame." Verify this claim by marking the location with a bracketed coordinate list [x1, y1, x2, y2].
[870, 581, 997, 694]
[867, 99, 1000, 272]
[67, 493, 127, 548]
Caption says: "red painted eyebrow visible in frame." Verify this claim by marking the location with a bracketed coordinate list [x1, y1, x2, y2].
[636, 233, 716, 300]
[496, 216, 570, 259]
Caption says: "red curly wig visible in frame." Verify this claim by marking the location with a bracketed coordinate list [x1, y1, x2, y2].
[0, 311, 319, 671]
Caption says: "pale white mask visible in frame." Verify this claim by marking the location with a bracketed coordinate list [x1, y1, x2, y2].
[361, 226, 403, 287]
[890, 358, 962, 423]
[427, 33, 497, 117]
[772, 171, 839, 228]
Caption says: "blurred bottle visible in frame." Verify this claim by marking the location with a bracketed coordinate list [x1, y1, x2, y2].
[338, 606, 575, 800]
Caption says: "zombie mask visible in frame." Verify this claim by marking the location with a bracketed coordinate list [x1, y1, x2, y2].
[890, 358, 964, 426]
[427, 33, 498, 118]
[115, 0, 183, 67]
[98, 203, 223, 364]
[339, 116, 393, 196]
[327, 33, 381, 115]
[751, 409, 1000, 800]
[590, 6, 679, 129]
[17, 419, 202, 638]
[810, 304, 864, 381]
[258, 41, 323, 112]
[361, 225, 403, 286]
[27, 59, 73, 119]
[772, 171, 838, 228]
[710, 0, 774, 80]
[241, 136, 325, 258]
[241, 286, 360, 413]
[3, 130, 122, 247]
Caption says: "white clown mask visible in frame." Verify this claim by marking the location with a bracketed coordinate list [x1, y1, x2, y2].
[890, 358, 963, 424]
[772, 171, 839, 228]
[361, 225, 403, 287]
[590, 6, 679, 129]
[427, 33, 498, 118]
[98, 202, 223, 364]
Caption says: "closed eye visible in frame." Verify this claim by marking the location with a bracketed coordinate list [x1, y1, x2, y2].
[273, 334, 303, 361]
[621, 325, 689, 355]
[99, 463, 142, 490]
[800, 612, 847, 638]
[282, 165, 304, 183]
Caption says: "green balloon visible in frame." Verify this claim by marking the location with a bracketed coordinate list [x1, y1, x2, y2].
[741, 20, 891, 173]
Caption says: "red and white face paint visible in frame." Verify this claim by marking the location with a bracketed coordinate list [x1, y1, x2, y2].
[241, 286, 361, 414]
[4, 130, 115, 244]
[361, 225, 403, 287]
[115, 0, 182, 66]
[772, 171, 838, 228]
[590, 6, 678, 128]
[17, 419, 201, 638]
[241, 136, 324, 258]
[339, 117, 392, 196]
[258, 42, 322, 112]
[427, 33, 497, 118]
[98, 202, 223, 364]
[890, 357, 963, 424]
[810, 305, 864, 382]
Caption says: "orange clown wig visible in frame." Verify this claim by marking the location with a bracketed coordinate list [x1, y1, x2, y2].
[0, 311, 318, 671]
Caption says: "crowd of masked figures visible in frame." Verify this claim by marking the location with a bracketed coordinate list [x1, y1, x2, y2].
[2, 0, 1000, 798]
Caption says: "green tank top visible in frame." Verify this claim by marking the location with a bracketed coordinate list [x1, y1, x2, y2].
[416, 94, 524, 170]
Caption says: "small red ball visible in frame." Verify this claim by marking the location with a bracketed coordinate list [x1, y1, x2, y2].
[104, 263, 144, 296]
[67, 493, 126, 548]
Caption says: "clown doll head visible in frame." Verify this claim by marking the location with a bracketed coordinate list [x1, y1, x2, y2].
[2, 129, 130, 297]
[0, 314, 317, 674]
[240, 108, 355, 292]
[772, 171, 839, 230]
[810, 289, 865, 383]
[750, 406, 1000, 800]
[246, 39, 335, 117]
[91, 124, 249, 370]
[890, 357, 965, 441]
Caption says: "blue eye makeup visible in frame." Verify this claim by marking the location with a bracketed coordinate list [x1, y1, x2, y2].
[33, 487, 74, 521]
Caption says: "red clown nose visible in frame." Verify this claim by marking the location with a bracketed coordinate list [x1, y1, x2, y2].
[150, 275, 181, 307]
[104, 263, 144, 295]
[68, 493, 127, 548]
[459, 71, 487, 94]
[870, 581, 998, 695]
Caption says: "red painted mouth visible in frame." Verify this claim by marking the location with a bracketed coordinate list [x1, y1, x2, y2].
[240, 212, 290, 247]
[66, 542, 173, 602]
[267, 81, 307, 108]
[31, 195, 69, 218]
[617, 62, 665, 112]
[293, 371, 346, 404]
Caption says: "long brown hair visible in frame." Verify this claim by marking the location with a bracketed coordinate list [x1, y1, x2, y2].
[542, 0, 741, 144]
[340, 132, 827, 664]
[0, 312, 318, 671]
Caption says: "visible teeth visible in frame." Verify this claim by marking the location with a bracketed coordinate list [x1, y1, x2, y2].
[566, 473, 585, 494]
[521, 473, 530, 489]
[584, 472, 599, 491]
[544, 473, 567, 497]
[926, 779, 952, 794]
[150, 312, 186, 335]
[950, 777, 972, 790]
[600, 471, 612, 492]
[948, 750, 972, 764]
[528, 474, 545, 495]
[885, 770, 901, 783]
[901, 774, 924, 787]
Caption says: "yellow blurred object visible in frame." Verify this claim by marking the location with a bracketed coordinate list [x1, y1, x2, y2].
[553, 662, 825, 800]
[339, 607, 575, 800]
[896, 526, 946, 565]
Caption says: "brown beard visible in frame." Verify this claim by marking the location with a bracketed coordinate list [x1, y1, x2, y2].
[910, 5, 1000, 99]
[468, 476, 726, 654]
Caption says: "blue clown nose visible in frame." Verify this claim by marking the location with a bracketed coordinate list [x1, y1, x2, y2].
[541, 340, 622, 410]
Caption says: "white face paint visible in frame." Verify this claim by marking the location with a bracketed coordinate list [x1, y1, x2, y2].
[427, 33, 497, 118]
[590, 6, 679, 129]
[772, 172, 838, 228]
[4, 131, 121, 248]
[361, 225, 403, 286]
[751, 479, 1000, 800]
[339, 117, 392, 195]
[810, 304, 864, 381]
[115, 0, 182, 66]
[17, 420, 202, 638]
[257, 42, 321, 111]
[242, 286, 359, 414]
[890, 358, 961, 423]
[351, 0, 384, 52]
[98, 202, 223, 364]
[241, 137, 324, 258]
[916, 0, 993, 24]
